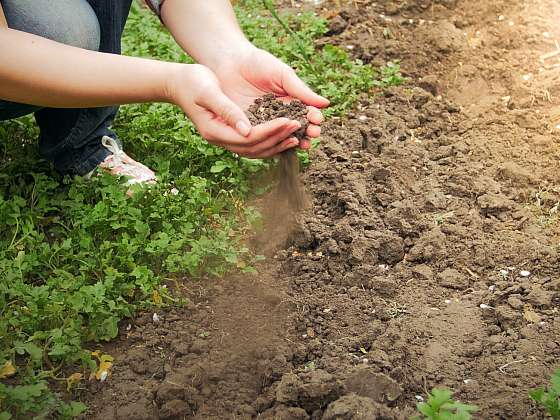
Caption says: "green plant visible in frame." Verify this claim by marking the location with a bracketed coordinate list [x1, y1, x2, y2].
[414, 388, 478, 420]
[529, 369, 560, 419]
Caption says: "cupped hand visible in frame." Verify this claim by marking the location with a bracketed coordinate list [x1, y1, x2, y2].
[167, 63, 302, 158]
[212, 46, 329, 150]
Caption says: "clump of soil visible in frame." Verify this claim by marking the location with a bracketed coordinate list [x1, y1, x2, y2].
[246, 94, 309, 210]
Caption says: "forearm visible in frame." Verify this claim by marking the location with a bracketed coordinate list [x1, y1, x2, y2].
[160, 0, 252, 70]
[0, 4, 7, 27]
[0, 27, 176, 108]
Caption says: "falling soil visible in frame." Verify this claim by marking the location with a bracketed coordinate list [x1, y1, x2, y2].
[83, 0, 560, 419]
[246, 94, 309, 211]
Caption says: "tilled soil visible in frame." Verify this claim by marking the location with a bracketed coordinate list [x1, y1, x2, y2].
[85, 0, 560, 418]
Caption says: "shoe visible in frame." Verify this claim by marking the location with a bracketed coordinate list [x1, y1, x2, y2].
[86, 136, 156, 186]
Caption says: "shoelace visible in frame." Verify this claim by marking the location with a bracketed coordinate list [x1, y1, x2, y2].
[101, 136, 124, 166]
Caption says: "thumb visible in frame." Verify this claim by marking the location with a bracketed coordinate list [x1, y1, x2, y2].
[197, 88, 252, 137]
[282, 66, 330, 108]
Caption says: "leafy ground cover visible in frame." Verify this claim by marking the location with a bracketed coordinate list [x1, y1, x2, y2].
[0, 1, 402, 418]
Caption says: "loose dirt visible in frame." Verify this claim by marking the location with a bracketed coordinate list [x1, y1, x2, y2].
[247, 94, 309, 211]
[84, 0, 560, 418]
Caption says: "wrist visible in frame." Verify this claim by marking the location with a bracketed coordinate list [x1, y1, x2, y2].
[205, 39, 256, 72]
[163, 63, 190, 105]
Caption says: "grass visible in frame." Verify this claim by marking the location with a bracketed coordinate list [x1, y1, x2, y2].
[0, 1, 403, 418]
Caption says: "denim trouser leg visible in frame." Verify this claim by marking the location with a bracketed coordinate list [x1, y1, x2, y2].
[0, 0, 133, 175]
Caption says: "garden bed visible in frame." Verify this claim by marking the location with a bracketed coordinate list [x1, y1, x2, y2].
[6, 0, 560, 418]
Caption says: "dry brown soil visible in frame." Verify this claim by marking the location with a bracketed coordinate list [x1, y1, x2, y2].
[83, 0, 560, 418]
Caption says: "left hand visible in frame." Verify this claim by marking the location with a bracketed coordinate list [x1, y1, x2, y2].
[212, 46, 329, 150]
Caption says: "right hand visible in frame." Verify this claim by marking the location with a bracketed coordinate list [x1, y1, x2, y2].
[167, 64, 302, 158]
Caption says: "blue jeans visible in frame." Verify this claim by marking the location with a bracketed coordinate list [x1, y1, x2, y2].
[0, 0, 132, 175]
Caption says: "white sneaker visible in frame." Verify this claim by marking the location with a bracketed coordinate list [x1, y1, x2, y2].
[87, 136, 156, 186]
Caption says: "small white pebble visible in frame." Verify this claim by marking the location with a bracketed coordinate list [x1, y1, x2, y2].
[499, 269, 509, 276]
[480, 304, 493, 310]
[508, 21, 514, 26]
[170, 187, 179, 196]
[445, 299, 452, 304]
[415, 395, 425, 402]
[543, 32, 550, 38]
[463, 379, 473, 384]
[152, 313, 160, 323]
[358, 115, 368, 121]
[346, 45, 355, 50]
[519, 270, 531, 277]
[498, 15, 505, 21]
[99, 371, 108, 382]
[522, 74, 532, 81]
[362, 358, 369, 364]
[323, 308, 331, 313]
[488, 285, 496, 291]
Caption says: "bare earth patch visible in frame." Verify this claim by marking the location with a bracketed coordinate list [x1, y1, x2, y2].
[84, 0, 560, 418]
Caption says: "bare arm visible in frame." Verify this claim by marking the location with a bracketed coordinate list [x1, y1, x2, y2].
[0, 4, 7, 27]
[160, 0, 251, 71]
[0, 27, 174, 108]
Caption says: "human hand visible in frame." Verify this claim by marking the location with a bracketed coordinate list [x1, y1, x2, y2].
[167, 64, 303, 158]
[212, 46, 329, 150]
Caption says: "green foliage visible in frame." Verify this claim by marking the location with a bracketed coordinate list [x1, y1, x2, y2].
[414, 388, 478, 420]
[0, 116, 256, 417]
[529, 369, 560, 419]
[0, 380, 85, 420]
[0, 1, 400, 417]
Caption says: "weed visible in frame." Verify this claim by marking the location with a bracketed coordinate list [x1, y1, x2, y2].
[387, 302, 409, 319]
[526, 187, 560, 227]
[414, 388, 478, 420]
[529, 368, 560, 419]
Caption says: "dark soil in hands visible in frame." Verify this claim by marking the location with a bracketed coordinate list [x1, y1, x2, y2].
[246, 94, 309, 210]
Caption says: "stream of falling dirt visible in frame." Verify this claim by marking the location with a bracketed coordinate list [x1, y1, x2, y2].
[278, 148, 306, 210]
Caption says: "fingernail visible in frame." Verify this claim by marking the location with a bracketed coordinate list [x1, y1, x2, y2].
[236, 121, 251, 136]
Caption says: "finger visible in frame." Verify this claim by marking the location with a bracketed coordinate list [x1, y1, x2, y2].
[250, 121, 302, 154]
[193, 111, 289, 147]
[307, 106, 324, 124]
[306, 124, 321, 138]
[282, 66, 330, 108]
[260, 137, 299, 158]
[196, 88, 252, 136]
[247, 117, 295, 145]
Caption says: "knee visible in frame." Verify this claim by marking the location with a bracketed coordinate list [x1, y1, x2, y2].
[2, 0, 100, 51]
